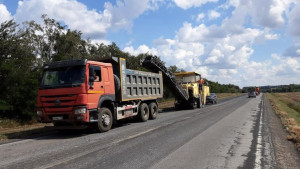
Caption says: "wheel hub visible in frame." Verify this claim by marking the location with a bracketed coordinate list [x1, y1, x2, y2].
[102, 114, 110, 126]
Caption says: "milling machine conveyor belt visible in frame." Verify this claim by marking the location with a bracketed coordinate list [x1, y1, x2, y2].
[141, 56, 189, 101]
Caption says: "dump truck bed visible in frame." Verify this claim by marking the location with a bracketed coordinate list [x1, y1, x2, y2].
[120, 64, 163, 101]
[99, 57, 163, 101]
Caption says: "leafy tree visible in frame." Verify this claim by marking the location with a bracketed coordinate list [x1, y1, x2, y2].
[168, 65, 185, 73]
[0, 20, 38, 119]
[53, 29, 88, 61]
[23, 14, 65, 64]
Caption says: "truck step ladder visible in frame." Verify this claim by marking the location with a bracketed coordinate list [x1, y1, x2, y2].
[141, 56, 189, 101]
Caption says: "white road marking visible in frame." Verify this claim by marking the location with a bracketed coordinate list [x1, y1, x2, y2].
[255, 98, 263, 169]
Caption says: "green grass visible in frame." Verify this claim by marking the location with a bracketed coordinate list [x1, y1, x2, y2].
[0, 118, 38, 129]
[0, 118, 21, 128]
[267, 93, 300, 125]
[0, 134, 8, 140]
[288, 103, 300, 113]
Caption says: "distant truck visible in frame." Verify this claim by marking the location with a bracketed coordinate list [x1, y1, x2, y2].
[255, 87, 260, 96]
[36, 57, 163, 132]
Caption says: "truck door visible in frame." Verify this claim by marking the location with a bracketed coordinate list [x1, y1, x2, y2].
[102, 67, 113, 94]
[88, 65, 104, 108]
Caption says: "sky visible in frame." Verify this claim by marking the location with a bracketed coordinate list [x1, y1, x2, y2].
[0, 0, 300, 87]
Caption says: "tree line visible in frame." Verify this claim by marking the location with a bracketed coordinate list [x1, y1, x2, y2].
[259, 84, 300, 93]
[0, 16, 241, 121]
[242, 84, 300, 93]
[206, 80, 241, 93]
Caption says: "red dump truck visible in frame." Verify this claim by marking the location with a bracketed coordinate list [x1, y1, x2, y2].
[36, 57, 163, 132]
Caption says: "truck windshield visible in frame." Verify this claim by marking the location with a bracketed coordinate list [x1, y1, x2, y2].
[40, 66, 85, 89]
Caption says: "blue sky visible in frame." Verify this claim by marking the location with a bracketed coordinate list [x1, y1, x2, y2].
[0, 0, 300, 87]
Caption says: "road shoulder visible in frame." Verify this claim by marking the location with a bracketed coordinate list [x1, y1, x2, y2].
[264, 95, 300, 168]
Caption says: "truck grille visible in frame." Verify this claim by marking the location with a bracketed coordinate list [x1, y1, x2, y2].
[40, 94, 77, 113]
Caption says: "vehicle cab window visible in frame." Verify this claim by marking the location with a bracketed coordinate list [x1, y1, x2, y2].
[89, 66, 102, 89]
[89, 66, 101, 82]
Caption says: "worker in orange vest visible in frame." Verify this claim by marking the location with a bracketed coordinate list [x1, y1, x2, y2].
[198, 78, 204, 85]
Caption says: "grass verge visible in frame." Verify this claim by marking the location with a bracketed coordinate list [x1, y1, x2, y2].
[0, 118, 53, 141]
[266, 92, 300, 151]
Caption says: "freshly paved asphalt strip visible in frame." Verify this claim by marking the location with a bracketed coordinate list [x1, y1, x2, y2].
[0, 95, 278, 169]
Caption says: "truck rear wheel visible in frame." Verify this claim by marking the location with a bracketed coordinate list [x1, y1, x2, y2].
[190, 100, 197, 109]
[149, 102, 158, 120]
[139, 103, 149, 122]
[197, 98, 201, 108]
[175, 103, 181, 111]
[98, 108, 113, 132]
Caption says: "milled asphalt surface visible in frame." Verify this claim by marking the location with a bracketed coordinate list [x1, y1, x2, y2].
[0, 94, 292, 169]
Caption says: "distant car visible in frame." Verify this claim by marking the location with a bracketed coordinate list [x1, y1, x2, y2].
[248, 91, 256, 98]
[206, 93, 217, 104]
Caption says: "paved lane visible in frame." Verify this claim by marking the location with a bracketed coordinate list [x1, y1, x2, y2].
[0, 94, 275, 169]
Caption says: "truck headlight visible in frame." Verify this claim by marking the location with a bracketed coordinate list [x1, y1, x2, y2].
[74, 107, 87, 114]
[37, 110, 43, 116]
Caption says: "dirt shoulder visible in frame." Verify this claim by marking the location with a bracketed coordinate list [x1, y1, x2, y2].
[0, 122, 53, 142]
[264, 94, 300, 168]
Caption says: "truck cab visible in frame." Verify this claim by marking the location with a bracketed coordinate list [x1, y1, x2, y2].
[37, 59, 114, 128]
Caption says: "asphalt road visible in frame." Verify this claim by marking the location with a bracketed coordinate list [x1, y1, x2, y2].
[0, 94, 287, 169]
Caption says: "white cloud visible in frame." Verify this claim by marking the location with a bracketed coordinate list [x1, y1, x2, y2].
[106, 0, 162, 32]
[226, 0, 296, 28]
[123, 14, 289, 87]
[196, 13, 205, 22]
[123, 44, 158, 56]
[271, 53, 281, 60]
[13, 0, 161, 40]
[288, 1, 300, 37]
[175, 22, 210, 42]
[251, 0, 291, 28]
[265, 33, 279, 40]
[283, 45, 300, 57]
[0, 4, 12, 23]
[172, 0, 218, 10]
[208, 10, 220, 20]
[122, 0, 300, 87]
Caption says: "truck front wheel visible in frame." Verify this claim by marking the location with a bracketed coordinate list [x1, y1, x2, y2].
[139, 103, 149, 122]
[149, 102, 158, 120]
[98, 108, 113, 132]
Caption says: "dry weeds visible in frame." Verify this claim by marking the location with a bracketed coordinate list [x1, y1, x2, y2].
[268, 93, 300, 151]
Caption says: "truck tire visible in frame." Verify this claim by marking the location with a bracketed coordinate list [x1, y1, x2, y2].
[114, 74, 120, 93]
[189, 99, 197, 109]
[197, 98, 201, 108]
[97, 108, 113, 132]
[149, 102, 158, 120]
[175, 104, 181, 111]
[139, 103, 149, 122]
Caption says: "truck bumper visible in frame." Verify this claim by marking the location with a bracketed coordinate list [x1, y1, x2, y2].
[38, 109, 90, 124]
